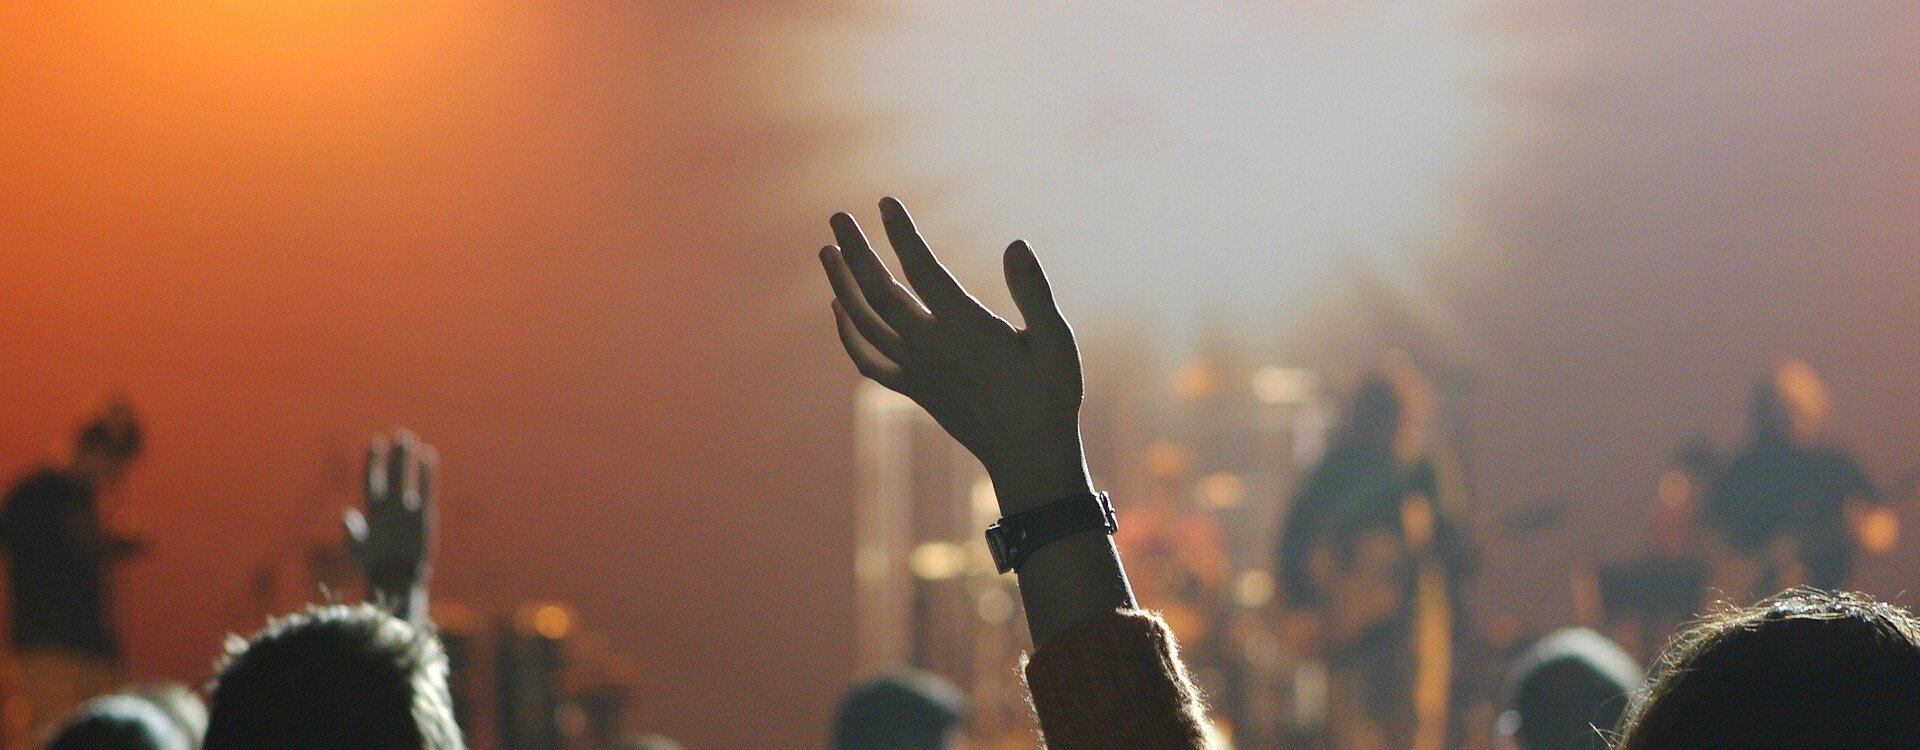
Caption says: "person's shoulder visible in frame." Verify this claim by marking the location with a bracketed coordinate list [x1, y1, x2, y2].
[3, 468, 87, 516]
[7, 467, 72, 498]
[1805, 443, 1862, 464]
[1805, 445, 1871, 480]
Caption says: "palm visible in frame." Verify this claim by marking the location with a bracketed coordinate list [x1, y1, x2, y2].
[821, 198, 1088, 511]
[344, 429, 436, 582]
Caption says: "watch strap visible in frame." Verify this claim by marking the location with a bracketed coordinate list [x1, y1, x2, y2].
[985, 491, 1118, 574]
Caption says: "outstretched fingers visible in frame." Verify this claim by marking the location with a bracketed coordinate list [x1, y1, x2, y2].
[833, 300, 911, 392]
[822, 246, 910, 360]
[831, 212, 932, 337]
[877, 197, 994, 325]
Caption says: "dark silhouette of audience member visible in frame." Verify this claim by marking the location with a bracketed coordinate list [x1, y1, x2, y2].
[44, 694, 189, 750]
[832, 670, 967, 750]
[202, 604, 459, 750]
[1499, 628, 1640, 750]
[1614, 589, 1920, 749]
[1708, 360, 1878, 592]
[203, 429, 459, 750]
[820, 197, 1213, 749]
[2, 400, 148, 744]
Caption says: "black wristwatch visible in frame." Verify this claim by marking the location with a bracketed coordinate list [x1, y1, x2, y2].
[985, 491, 1119, 574]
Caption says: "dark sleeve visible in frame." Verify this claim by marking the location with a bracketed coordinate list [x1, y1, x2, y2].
[1707, 455, 1768, 550]
[1279, 466, 1335, 606]
[1833, 451, 1878, 504]
[0, 476, 58, 553]
[1403, 459, 1440, 500]
[1023, 609, 1215, 750]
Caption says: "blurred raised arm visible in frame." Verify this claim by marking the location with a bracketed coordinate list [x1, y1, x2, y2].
[345, 428, 437, 625]
[819, 197, 1133, 646]
[820, 200, 1216, 749]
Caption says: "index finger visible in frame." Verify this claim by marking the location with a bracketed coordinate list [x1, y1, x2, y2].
[831, 212, 933, 337]
[878, 197, 995, 324]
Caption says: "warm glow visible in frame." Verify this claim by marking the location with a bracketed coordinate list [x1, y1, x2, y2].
[812, 0, 1508, 333]
[1233, 569, 1275, 608]
[1657, 469, 1695, 510]
[1253, 367, 1317, 405]
[1172, 360, 1219, 401]
[1143, 441, 1196, 478]
[909, 540, 969, 581]
[1199, 472, 1246, 509]
[1857, 506, 1900, 556]
[532, 604, 574, 640]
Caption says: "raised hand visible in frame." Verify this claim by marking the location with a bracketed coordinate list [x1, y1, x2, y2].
[345, 428, 437, 619]
[820, 197, 1092, 514]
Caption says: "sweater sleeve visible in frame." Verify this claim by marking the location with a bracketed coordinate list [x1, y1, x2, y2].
[1022, 608, 1215, 750]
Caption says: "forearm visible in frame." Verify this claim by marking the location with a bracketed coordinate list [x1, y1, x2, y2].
[1016, 530, 1136, 647]
[990, 454, 1137, 648]
[369, 570, 428, 626]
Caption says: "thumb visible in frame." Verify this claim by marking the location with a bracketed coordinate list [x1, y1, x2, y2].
[1003, 240, 1072, 339]
[343, 507, 369, 546]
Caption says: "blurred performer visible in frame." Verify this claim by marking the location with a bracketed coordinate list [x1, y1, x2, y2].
[1, 401, 147, 745]
[1705, 360, 1886, 596]
[1276, 362, 1464, 750]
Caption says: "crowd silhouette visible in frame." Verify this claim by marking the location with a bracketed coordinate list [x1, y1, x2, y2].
[3, 198, 1915, 750]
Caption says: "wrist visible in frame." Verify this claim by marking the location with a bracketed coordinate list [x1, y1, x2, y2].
[987, 451, 1094, 515]
[368, 562, 425, 593]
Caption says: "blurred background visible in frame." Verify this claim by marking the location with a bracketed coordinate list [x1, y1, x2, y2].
[3, 1, 1919, 748]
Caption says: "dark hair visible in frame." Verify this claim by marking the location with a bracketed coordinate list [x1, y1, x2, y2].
[204, 603, 461, 750]
[1503, 628, 1641, 750]
[832, 669, 966, 750]
[1343, 375, 1402, 452]
[1615, 589, 1920, 750]
[77, 401, 142, 460]
[46, 694, 189, 750]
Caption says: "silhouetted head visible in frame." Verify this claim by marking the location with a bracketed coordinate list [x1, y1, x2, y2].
[832, 669, 966, 750]
[1752, 360, 1830, 447]
[132, 683, 208, 748]
[1344, 357, 1433, 460]
[1615, 589, 1920, 750]
[71, 399, 142, 486]
[204, 604, 461, 750]
[1500, 628, 1641, 750]
[46, 694, 189, 750]
[1346, 375, 1402, 452]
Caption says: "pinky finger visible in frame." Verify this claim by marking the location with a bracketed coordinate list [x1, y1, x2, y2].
[834, 301, 912, 393]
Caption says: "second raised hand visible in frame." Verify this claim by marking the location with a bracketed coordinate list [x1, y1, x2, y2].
[820, 197, 1093, 514]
